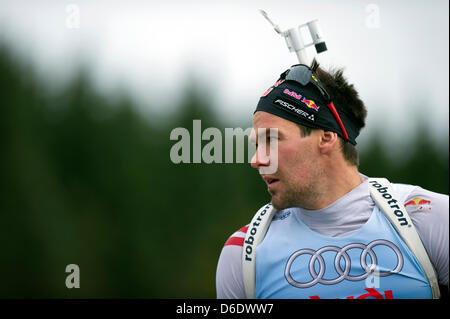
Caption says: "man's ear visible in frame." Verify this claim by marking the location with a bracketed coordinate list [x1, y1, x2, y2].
[318, 130, 339, 154]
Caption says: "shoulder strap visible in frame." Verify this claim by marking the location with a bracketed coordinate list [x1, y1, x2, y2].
[241, 203, 277, 299]
[368, 177, 440, 299]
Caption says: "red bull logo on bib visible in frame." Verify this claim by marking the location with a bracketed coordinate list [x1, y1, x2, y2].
[404, 198, 432, 211]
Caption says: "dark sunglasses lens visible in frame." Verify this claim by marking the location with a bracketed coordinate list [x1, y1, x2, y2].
[285, 66, 312, 86]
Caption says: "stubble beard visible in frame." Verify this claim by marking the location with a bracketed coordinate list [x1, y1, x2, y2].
[269, 169, 325, 211]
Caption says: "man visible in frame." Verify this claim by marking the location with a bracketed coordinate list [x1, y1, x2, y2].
[215, 60, 449, 299]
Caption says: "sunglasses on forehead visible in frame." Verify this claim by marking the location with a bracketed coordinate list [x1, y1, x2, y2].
[280, 64, 349, 141]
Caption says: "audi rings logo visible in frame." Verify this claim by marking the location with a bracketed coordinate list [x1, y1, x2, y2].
[284, 240, 403, 288]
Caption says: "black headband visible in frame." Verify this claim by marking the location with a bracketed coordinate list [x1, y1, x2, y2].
[255, 65, 361, 145]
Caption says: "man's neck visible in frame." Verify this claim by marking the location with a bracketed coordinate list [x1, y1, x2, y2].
[303, 165, 362, 210]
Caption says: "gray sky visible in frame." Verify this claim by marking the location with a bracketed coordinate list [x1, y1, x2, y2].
[0, 0, 448, 148]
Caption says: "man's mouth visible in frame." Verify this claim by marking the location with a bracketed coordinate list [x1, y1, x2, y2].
[263, 176, 279, 186]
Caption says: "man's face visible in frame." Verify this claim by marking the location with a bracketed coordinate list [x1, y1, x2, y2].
[251, 111, 325, 210]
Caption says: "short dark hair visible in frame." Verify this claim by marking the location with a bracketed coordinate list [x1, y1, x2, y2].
[297, 59, 367, 166]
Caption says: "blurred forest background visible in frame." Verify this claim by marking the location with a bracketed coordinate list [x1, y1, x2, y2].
[0, 43, 448, 298]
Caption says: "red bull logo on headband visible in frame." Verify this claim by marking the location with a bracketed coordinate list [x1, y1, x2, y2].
[261, 79, 285, 97]
[273, 79, 285, 87]
[283, 89, 302, 100]
[404, 198, 432, 212]
[262, 87, 273, 97]
[301, 97, 320, 112]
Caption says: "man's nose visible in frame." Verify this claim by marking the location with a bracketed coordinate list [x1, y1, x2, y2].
[250, 147, 270, 169]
